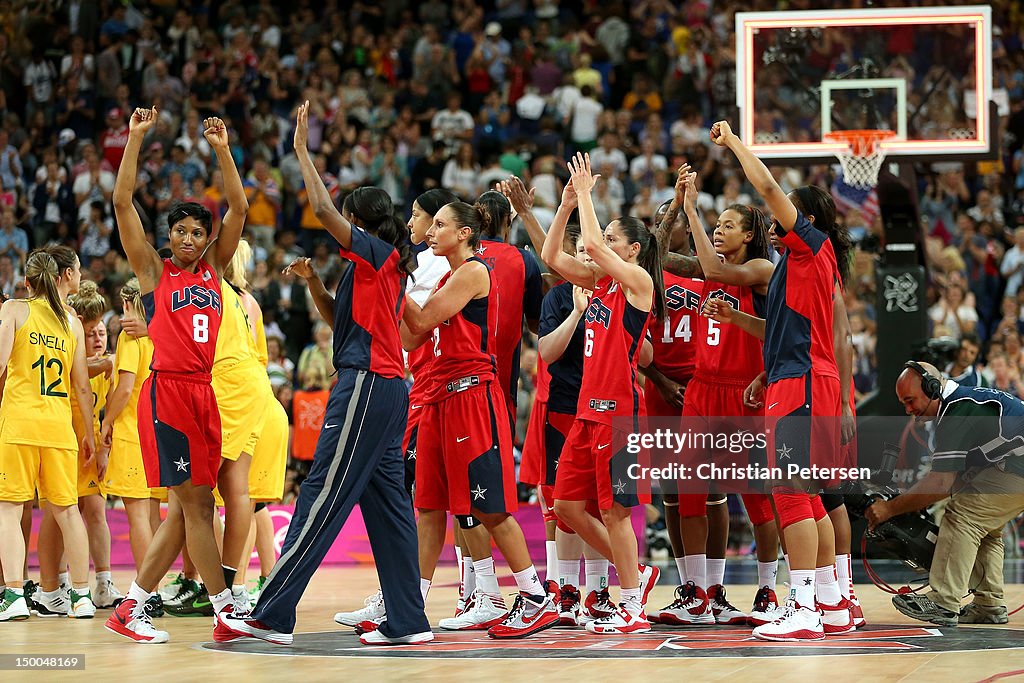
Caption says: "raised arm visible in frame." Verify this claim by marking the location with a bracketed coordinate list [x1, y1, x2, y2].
[571, 153, 652, 300]
[540, 179, 598, 290]
[501, 176, 546, 256]
[652, 164, 690, 256]
[113, 108, 163, 292]
[684, 169, 773, 289]
[207, 116, 248, 271]
[285, 257, 335, 327]
[294, 100, 353, 249]
[711, 121, 797, 232]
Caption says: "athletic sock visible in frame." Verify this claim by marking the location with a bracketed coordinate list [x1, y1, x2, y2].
[757, 560, 778, 591]
[835, 554, 852, 600]
[621, 587, 642, 614]
[420, 578, 431, 602]
[684, 554, 707, 591]
[128, 582, 150, 614]
[58, 572, 69, 588]
[544, 540, 558, 583]
[210, 588, 232, 614]
[585, 559, 609, 594]
[789, 570, 815, 608]
[461, 555, 476, 598]
[557, 559, 579, 588]
[706, 558, 726, 588]
[96, 570, 112, 584]
[674, 557, 688, 585]
[815, 565, 842, 605]
[222, 566, 237, 589]
[512, 565, 544, 600]
[232, 584, 246, 596]
[473, 558, 499, 598]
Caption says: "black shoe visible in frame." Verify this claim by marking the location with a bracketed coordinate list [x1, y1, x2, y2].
[144, 593, 165, 618]
[164, 586, 214, 617]
[891, 593, 958, 627]
[22, 580, 39, 612]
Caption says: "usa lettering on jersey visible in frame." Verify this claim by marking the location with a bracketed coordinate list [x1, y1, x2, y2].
[171, 284, 223, 315]
[704, 288, 740, 309]
[665, 284, 701, 312]
[474, 245, 495, 269]
[586, 297, 613, 328]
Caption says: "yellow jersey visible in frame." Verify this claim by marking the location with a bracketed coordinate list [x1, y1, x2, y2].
[71, 367, 111, 442]
[111, 331, 154, 443]
[214, 283, 262, 374]
[0, 298, 79, 449]
[254, 300, 269, 368]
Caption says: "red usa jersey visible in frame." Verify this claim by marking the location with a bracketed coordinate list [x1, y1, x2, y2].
[407, 344, 434, 408]
[476, 237, 543, 412]
[142, 259, 222, 374]
[422, 256, 498, 403]
[577, 275, 652, 426]
[650, 271, 703, 382]
[694, 279, 764, 385]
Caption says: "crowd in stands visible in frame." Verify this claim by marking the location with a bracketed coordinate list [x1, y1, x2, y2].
[0, 0, 1023, 473]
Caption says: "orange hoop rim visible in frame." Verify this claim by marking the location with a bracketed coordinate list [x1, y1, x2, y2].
[823, 129, 898, 157]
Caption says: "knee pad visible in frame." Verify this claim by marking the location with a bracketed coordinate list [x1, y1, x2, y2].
[741, 493, 775, 527]
[678, 494, 708, 518]
[772, 488, 814, 530]
[254, 502, 267, 513]
[456, 514, 481, 530]
[810, 495, 827, 522]
[819, 492, 844, 513]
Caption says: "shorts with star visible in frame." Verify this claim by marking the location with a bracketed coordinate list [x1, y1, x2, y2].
[553, 418, 650, 511]
[765, 373, 840, 473]
[414, 380, 517, 516]
[139, 371, 222, 489]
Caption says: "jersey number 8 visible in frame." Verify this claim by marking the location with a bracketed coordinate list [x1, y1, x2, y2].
[193, 314, 209, 343]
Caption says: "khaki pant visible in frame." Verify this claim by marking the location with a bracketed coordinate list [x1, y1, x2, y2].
[928, 466, 1024, 612]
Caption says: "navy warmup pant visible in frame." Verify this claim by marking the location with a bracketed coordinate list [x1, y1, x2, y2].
[251, 369, 429, 637]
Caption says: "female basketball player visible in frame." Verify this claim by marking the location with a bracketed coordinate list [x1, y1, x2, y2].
[0, 249, 95, 621]
[105, 106, 248, 644]
[402, 200, 559, 639]
[541, 153, 664, 635]
[709, 120, 851, 641]
[222, 101, 432, 647]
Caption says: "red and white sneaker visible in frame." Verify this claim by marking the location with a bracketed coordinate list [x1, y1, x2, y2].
[334, 590, 385, 628]
[558, 584, 582, 626]
[585, 604, 651, 634]
[487, 585, 560, 639]
[638, 564, 661, 607]
[708, 584, 748, 625]
[213, 606, 249, 643]
[849, 594, 866, 628]
[748, 585, 781, 626]
[752, 598, 824, 642]
[438, 590, 507, 630]
[819, 598, 855, 635]
[579, 588, 616, 625]
[657, 583, 714, 625]
[217, 612, 294, 645]
[104, 599, 170, 644]
[359, 629, 434, 646]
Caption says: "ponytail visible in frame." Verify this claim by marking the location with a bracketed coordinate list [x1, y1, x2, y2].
[120, 278, 144, 321]
[475, 190, 512, 240]
[615, 217, 665, 320]
[790, 185, 849, 285]
[68, 280, 108, 323]
[342, 186, 416, 275]
[225, 239, 253, 290]
[25, 249, 69, 332]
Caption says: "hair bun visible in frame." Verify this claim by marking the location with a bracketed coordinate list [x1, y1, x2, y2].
[78, 280, 98, 297]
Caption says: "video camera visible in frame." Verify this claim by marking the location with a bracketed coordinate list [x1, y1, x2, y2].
[910, 336, 960, 370]
[844, 443, 939, 573]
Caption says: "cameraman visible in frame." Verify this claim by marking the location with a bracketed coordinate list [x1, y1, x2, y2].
[866, 361, 1024, 626]
[945, 333, 988, 388]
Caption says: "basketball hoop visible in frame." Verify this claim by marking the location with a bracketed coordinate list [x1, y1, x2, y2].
[824, 130, 897, 190]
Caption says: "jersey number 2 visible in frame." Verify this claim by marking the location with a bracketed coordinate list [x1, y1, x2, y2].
[32, 355, 67, 398]
[193, 314, 209, 343]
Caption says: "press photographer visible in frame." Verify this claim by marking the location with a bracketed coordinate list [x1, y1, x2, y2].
[866, 361, 1024, 626]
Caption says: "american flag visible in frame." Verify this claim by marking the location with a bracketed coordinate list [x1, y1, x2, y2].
[831, 170, 879, 226]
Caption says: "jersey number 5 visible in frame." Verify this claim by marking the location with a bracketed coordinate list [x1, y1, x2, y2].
[707, 319, 721, 346]
[193, 314, 209, 343]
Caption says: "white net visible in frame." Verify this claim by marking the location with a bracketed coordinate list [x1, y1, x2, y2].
[834, 147, 888, 190]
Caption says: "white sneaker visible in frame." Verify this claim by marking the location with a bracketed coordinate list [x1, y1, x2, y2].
[707, 584, 748, 625]
[0, 590, 30, 621]
[68, 589, 97, 619]
[359, 629, 434, 646]
[104, 599, 170, 643]
[819, 598, 854, 635]
[164, 578, 203, 607]
[752, 598, 824, 642]
[94, 579, 124, 609]
[438, 590, 507, 630]
[579, 589, 616, 625]
[334, 590, 386, 627]
[657, 582, 714, 625]
[158, 573, 185, 601]
[232, 587, 251, 614]
[748, 586, 782, 626]
[585, 604, 651, 634]
[32, 589, 70, 617]
[638, 564, 660, 607]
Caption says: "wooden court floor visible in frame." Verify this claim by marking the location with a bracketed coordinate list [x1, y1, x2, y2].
[4, 566, 1023, 683]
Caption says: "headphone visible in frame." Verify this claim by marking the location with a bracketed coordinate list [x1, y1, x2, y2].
[904, 361, 942, 400]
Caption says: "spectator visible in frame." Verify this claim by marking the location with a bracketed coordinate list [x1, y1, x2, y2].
[1001, 227, 1024, 297]
[569, 85, 602, 153]
[297, 321, 334, 391]
[929, 282, 979, 338]
[442, 141, 481, 201]
[590, 130, 628, 179]
[244, 158, 282, 254]
[968, 189, 1006, 231]
[99, 108, 130, 171]
[984, 352, 1024, 399]
[266, 335, 294, 389]
[72, 149, 115, 222]
[944, 332, 988, 387]
[0, 205, 29, 268]
[60, 35, 95, 92]
[714, 175, 753, 215]
[629, 137, 667, 192]
[431, 93, 475, 156]
[31, 159, 74, 248]
[0, 128, 23, 191]
[0, 253, 19, 299]
[79, 200, 113, 267]
[23, 48, 57, 124]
